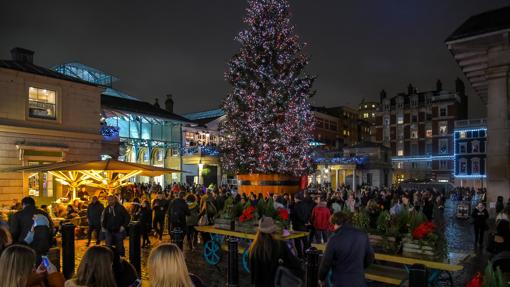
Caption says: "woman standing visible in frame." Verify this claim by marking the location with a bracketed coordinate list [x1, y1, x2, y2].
[249, 217, 303, 287]
[472, 202, 489, 249]
[140, 200, 152, 248]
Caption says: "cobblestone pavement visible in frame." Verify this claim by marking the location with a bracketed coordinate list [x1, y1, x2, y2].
[68, 199, 485, 287]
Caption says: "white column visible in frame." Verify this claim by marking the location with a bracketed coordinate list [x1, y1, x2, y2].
[486, 46, 510, 202]
[352, 169, 357, 192]
[342, 169, 346, 187]
[335, 169, 339, 191]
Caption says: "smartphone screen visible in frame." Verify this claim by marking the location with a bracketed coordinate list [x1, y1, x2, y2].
[41, 256, 50, 268]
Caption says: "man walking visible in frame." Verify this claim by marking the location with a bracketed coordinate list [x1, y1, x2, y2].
[319, 212, 374, 287]
[86, 196, 104, 246]
[168, 192, 190, 233]
[102, 195, 130, 256]
[152, 192, 168, 240]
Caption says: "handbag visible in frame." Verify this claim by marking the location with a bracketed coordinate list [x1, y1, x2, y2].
[274, 259, 303, 287]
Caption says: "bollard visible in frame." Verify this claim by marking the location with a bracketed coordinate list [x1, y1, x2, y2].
[305, 247, 321, 287]
[227, 237, 239, 287]
[408, 264, 427, 287]
[129, 221, 141, 276]
[170, 228, 184, 250]
[61, 223, 75, 280]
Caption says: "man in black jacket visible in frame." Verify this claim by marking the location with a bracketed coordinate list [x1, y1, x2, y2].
[168, 192, 190, 233]
[10, 197, 53, 244]
[102, 195, 130, 256]
[291, 192, 312, 257]
[87, 196, 104, 246]
[152, 192, 168, 240]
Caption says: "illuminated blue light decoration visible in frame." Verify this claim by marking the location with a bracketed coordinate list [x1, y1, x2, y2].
[100, 125, 119, 137]
[455, 174, 487, 179]
[314, 156, 368, 166]
[453, 125, 487, 179]
[391, 155, 454, 162]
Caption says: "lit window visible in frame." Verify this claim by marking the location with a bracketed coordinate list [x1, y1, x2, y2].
[459, 131, 466, 139]
[363, 113, 369, 118]
[426, 129, 432, 138]
[364, 105, 367, 108]
[28, 87, 57, 120]
[397, 113, 404, 124]
[411, 131, 418, 139]
[383, 116, 390, 126]
[371, 113, 375, 117]
[440, 106, 447, 117]
[372, 104, 375, 108]
[439, 121, 448, 135]
[397, 149, 404, 156]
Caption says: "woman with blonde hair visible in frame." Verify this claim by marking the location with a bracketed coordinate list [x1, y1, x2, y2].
[0, 244, 64, 287]
[148, 243, 203, 287]
[65, 246, 117, 287]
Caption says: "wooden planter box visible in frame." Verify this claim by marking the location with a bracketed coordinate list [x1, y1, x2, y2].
[235, 220, 257, 234]
[368, 234, 399, 254]
[214, 218, 234, 231]
[402, 238, 440, 260]
[237, 174, 300, 195]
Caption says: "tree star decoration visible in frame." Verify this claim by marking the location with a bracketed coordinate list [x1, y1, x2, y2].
[220, 0, 315, 176]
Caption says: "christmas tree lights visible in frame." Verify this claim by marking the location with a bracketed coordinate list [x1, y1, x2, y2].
[220, 0, 315, 176]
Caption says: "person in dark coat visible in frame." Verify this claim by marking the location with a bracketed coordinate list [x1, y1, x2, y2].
[86, 196, 104, 246]
[249, 216, 303, 287]
[9, 197, 53, 246]
[152, 192, 168, 240]
[319, 212, 374, 287]
[472, 202, 489, 248]
[140, 200, 152, 248]
[101, 195, 130, 256]
[168, 192, 190, 233]
[108, 246, 139, 287]
[291, 192, 312, 257]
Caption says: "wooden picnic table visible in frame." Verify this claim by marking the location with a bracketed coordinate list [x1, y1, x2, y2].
[312, 243, 469, 286]
[195, 225, 308, 240]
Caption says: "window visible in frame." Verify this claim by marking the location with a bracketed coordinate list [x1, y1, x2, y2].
[397, 113, 404, 124]
[396, 162, 403, 169]
[439, 139, 448, 154]
[439, 106, 447, 117]
[459, 159, 467, 174]
[411, 113, 418, 123]
[426, 129, 432, 138]
[397, 149, 404, 156]
[439, 121, 448, 135]
[363, 113, 369, 118]
[459, 142, 467, 154]
[411, 143, 418, 155]
[411, 130, 418, 139]
[411, 97, 418, 107]
[157, 150, 164, 161]
[383, 116, 390, 126]
[28, 87, 57, 120]
[316, 119, 323, 128]
[372, 104, 376, 108]
[472, 130, 479, 138]
[472, 141, 480, 153]
[330, 121, 337, 131]
[440, 160, 448, 170]
[143, 149, 150, 162]
[472, 158, 480, 174]
[460, 131, 466, 139]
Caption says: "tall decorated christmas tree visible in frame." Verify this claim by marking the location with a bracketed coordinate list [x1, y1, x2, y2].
[220, 0, 315, 186]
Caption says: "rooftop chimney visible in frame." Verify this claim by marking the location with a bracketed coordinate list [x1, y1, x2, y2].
[11, 47, 34, 64]
[153, 98, 160, 108]
[165, 94, 174, 113]
[436, 79, 443, 91]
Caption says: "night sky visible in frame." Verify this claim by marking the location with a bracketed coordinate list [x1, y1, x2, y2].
[1, 1, 508, 117]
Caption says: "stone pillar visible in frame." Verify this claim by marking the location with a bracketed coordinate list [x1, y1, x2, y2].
[342, 169, 346, 186]
[335, 169, 339, 191]
[352, 169, 357, 192]
[486, 46, 510, 203]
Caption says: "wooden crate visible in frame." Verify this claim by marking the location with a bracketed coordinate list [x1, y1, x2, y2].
[214, 218, 233, 231]
[402, 238, 439, 260]
[235, 221, 257, 234]
[368, 234, 399, 254]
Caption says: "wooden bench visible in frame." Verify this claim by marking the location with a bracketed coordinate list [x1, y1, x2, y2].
[365, 264, 408, 285]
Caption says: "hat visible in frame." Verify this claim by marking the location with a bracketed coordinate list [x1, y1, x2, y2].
[258, 216, 278, 234]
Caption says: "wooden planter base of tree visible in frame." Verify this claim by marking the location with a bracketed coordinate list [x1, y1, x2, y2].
[237, 174, 300, 195]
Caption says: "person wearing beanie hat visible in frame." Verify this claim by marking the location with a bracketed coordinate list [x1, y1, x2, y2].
[249, 216, 303, 287]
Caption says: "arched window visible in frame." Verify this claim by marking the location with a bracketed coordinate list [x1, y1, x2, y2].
[471, 158, 480, 174]
[459, 158, 467, 174]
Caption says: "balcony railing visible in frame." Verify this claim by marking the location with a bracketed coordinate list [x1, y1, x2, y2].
[181, 145, 220, 156]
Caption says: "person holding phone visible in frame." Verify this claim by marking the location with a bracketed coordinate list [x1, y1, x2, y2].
[0, 244, 65, 287]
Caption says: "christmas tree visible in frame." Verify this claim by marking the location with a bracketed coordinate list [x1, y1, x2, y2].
[220, 0, 315, 176]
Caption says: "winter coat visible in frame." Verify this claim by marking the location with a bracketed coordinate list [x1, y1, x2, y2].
[291, 201, 312, 231]
[152, 198, 168, 218]
[472, 207, 489, 228]
[140, 206, 152, 227]
[168, 198, 190, 227]
[249, 240, 303, 287]
[9, 205, 53, 244]
[319, 224, 374, 287]
[311, 202, 331, 230]
[87, 201, 104, 227]
[186, 202, 200, 226]
[101, 202, 130, 233]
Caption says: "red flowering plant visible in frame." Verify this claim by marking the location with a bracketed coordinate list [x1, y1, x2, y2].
[239, 206, 257, 223]
[411, 221, 436, 240]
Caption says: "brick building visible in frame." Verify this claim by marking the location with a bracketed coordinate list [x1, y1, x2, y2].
[374, 80, 468, 183]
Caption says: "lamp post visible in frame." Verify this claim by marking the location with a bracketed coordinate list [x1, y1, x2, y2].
[198, 159, 203, 185]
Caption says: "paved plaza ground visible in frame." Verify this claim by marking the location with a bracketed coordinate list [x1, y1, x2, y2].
[68, 199, 486, 286]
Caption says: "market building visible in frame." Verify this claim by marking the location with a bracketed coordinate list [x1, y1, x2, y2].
[453, 118, 487, 188]
[52, 62, 191, 187]
[0, 48, 103, 205]
[374, 80, 468, 183]
[446, 6, 510, 201]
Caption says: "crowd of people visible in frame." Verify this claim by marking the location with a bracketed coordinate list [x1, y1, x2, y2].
[0, 180, 493, 287]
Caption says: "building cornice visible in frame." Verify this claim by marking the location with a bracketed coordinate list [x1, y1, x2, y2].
[0, 124, 101, 141]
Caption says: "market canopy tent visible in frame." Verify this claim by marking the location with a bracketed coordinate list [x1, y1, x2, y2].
[3, 159, 184, 199]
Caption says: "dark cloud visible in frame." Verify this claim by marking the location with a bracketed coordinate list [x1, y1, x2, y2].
[1, 0, 507, 117]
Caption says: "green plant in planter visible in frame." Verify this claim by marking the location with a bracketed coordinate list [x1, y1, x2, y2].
[483, 261, 506, 287]
[352, 209, 370, 232]
[218, 196, 235, 219]
[376, 211, 391, 235]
